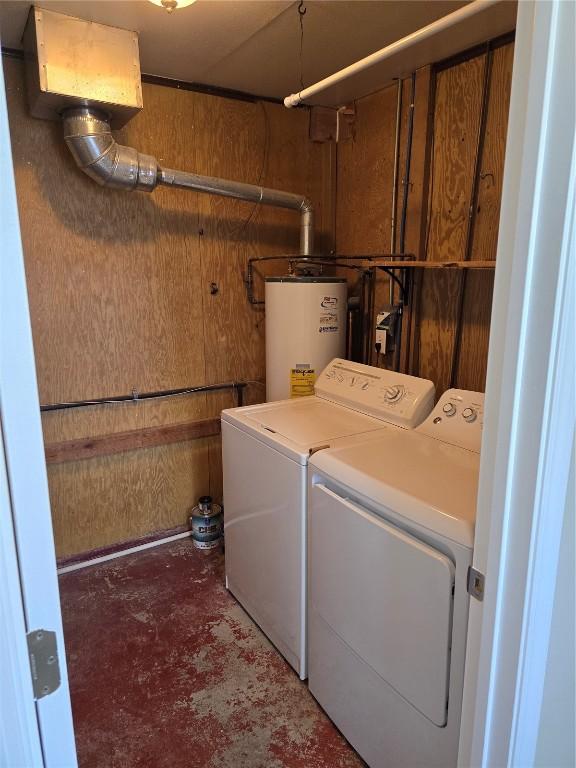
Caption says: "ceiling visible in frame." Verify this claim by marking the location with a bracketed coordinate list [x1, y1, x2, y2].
[0, 0, 475, 100]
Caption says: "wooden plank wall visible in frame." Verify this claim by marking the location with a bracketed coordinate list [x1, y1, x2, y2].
[4, 56, 334, 557]
[336, 41, 514, 393]
[336, 82, 399, 365]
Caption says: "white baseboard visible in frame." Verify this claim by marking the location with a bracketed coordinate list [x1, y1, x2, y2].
[57, 531, 192, 575]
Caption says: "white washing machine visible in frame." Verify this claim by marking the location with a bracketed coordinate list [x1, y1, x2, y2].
[221, 359, 435, 679]
[307, 388, 485, 768]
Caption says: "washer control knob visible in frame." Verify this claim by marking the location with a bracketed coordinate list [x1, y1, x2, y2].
[384, 386, 402, 403]
[443, 402, 457, 417]
[462, 407, 477, 423]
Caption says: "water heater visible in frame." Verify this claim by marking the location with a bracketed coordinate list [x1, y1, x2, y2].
[265, 276, 347, 401]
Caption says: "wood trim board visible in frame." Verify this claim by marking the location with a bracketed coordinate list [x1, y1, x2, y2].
[45, 418, 221, 465]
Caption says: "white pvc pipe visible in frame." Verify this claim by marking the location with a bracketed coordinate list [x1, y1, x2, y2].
[57, 531, 191, 574]
[284, 0, 501, 108]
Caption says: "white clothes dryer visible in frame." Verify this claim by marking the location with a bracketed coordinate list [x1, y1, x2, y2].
[221, 359, 435, 679]
[307, 388, 485, 767]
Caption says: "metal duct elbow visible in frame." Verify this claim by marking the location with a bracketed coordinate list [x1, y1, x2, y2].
[62, 108, 158, 192]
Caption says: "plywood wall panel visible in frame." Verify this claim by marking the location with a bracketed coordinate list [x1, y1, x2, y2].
[334, 69, 435, 371]
[6, 62, 206, 405]
[336, 87, 397, 254]
[195, 95, 267, 386]
[417, 270, 463, 393]
[49, 439, 211, 557]
[398, 67, 435, 375]
[193, 95, 333, 386]
[401, 68, 435, 263]
[470, 43, 515, 263]
[456, 43, 514, 390]
[454, 271, 495, 391]
[4, 55, 328, 557]
[416, 55, 485, 395]
[425, 56, 485, 263]
[335, 42, 514, 397]
[335, 85, 400, 364]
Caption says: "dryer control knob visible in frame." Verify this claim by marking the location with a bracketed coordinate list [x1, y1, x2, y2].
[443, 402, 456, 417]
[384, 386, 402, 403]
[462, 407, 477, 423]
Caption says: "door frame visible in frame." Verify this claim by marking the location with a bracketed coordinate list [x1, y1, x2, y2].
[0, 48, 77, 767]
[0, 423, 45, 768]
[1, 0, 573, 765]
[458, 0, 575, 765]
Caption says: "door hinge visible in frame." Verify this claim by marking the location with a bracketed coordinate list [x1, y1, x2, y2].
[467, 567, 485, 601]
[26, 629, 61, 700]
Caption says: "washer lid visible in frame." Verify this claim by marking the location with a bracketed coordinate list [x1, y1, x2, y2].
[222, 397, 389, 464]
[309, 428, 479, 547]
[225, 396, 384, 449]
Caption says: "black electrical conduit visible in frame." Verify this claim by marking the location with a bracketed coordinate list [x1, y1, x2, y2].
[399, 74, 417, 258]
[363, 270, 376, 365]
[378, 268, 405, 303]
[40, 381, 249, 413]
[393, 71, 417, 373]
[244, 253, 415, 305]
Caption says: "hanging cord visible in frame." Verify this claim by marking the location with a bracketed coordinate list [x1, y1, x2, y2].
[238, 101, 270, 297]
[237, 101, 270, 236]
[423, 101, 437, 260]
[297, 1, 307, 94]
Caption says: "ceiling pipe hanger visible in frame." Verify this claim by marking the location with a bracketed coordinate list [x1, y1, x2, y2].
[284, 0, 505, 108]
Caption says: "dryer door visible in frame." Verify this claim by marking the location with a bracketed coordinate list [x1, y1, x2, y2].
[309, 483, 455, 726]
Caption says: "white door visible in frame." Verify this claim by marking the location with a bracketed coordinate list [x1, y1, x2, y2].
[458, 1, 576, 765]
[0, 53, 77, 766]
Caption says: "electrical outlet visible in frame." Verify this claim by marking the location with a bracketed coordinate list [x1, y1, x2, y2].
[375, 305, 402, 353]
[375, 312, 390, 349]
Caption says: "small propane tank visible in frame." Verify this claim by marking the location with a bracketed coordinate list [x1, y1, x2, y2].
[189, 496, 223, 554]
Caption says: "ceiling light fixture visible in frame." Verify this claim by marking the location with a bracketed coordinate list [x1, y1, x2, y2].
[148, 0, 197, 12]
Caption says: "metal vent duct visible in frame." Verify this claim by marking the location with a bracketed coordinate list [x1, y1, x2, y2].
[62, 107, 314, 255]
[25, 6, 314, 256]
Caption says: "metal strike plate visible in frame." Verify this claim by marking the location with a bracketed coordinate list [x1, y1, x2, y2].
[27, 629, 61, 699]
[467, 567, 486, 601]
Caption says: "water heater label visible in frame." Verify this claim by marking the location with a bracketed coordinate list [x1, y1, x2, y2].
[319, 311, 338, 333]
[290, 368, 316, 398]
[319, 296, 340, 333]
[321, 296, 339, 310]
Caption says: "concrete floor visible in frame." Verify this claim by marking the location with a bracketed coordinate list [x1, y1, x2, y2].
[59, 539, 365, 768]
